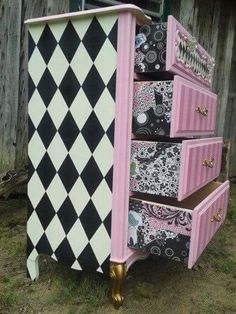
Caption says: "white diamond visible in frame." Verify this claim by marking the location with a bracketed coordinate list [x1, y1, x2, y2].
[28, 131, 46, 169]
[28, 172, 45, 208]
[91, 180, 112, 221]
[29, 25, 45, 44]
[28, 90, 46, 128]
[67, 219, 88, 257]
[70, 89, 92, 130]
[90, 224, 110, 265]
[48, 46, 69, 86]
[96, 267, 103, 273]
[45, 215, 66, 251]
[47, 90, 69, 130]
[48, 21, 67, 42]
[97, 14, 117, 35]
[46, 174, 67, 211]
[94, 89, 115, 131]
[47, 133, 68, 171]
[27, 211, 44, 246]
[69, 134, 91, 174]
[69, 177, 90, 216]
[51, 253, 58, 261]
[70, 43, 93, 85]
[72, 18, 91, 40]
[94, 39, 116, 85]
[71, 260, 82, 271]
[93, 135, 113, 177]
[28, 47, 46, 86]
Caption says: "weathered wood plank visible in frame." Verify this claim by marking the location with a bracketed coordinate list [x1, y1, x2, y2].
[0, 1, 21, 173]
[47, 0, 69, 15]
[0, 169, 28, 198]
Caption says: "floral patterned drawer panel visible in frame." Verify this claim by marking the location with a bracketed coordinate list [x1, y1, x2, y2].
[128, 181, 230, 268]
[130, 138, 223, 201]
[133, 76, 217, 138]
[134, 16, 215, 88]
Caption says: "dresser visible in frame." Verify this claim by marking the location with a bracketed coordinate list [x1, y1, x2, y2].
[26, 5, 229, 308]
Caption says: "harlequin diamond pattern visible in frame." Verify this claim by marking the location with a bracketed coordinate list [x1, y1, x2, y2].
[27, 15, 118, 274]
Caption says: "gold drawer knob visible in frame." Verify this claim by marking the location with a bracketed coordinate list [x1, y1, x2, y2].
[211, 208, 223, 222]
[202, 157, 214, 168]
[196, 106, 208, 117]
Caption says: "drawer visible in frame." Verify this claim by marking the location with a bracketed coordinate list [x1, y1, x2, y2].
[130, 138, 223, 201]
[128, 181, 230, 268]
[133, 76, 217, 137]
[134, 16, 215, 88]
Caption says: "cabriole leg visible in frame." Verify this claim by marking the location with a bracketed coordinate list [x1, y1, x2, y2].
[109, 262, 126, 309]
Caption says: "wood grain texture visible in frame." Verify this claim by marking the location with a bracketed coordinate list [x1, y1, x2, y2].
[0, 0, 21, 173]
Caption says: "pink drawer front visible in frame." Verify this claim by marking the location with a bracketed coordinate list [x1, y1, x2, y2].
[170, 76, 217, 137]
[128, 181, 230, 268]
[179, 137, 223, 200]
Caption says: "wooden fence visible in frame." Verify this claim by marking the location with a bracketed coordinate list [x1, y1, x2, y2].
[0, 0, 235, 178]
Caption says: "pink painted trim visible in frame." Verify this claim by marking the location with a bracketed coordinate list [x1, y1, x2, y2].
[170, 76, 217, 137]
[25, 4, 151, 25]
[188, 181, 230, 268]
[110, 12, 137, 263]
[178, 137, 223, 201]
[166, 15, 213, 88]
[126, 248, 149, 271]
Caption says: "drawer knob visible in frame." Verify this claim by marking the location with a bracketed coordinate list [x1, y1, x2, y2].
[202, 157, 214, 168]
[211, 208, 222, 222]
[196, 106, 208, 117]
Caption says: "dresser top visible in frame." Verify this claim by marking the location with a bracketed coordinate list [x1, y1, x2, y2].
[25, 4, 151, 26]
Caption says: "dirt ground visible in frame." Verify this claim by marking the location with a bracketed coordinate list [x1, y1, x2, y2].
[0, 185, 236, 314]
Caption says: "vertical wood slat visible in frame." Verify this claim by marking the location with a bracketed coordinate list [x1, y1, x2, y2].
[15, 0, 70, 170]
[0, 0, 21, 173]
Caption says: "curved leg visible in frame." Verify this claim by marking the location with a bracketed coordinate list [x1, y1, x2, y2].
[109, 262, 126, 309]
[27, 249, 39, 281]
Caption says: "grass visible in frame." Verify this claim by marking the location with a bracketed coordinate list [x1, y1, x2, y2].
[0, 184, 236, 313]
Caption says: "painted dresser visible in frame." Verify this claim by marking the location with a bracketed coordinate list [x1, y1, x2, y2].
[26, 5, 229, 308]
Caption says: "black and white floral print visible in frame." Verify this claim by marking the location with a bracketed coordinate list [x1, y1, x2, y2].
[130, 141, 181, 197]
[128, 201, 190, 263]
[135, 23, 167, 73]
[133, 81, 173, 136]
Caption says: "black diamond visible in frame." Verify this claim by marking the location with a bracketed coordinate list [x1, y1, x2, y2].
[105, 166, 113, 191]
[27, 235, 34, 257]
[58, 111, 80, 151]
[58, 155, 79, 193]
[28, 32, 36, 61]
[108, 20, 118, 50]
[79, 200, 102, 240]
[28, 74, 35, 102]
[27, 199, 34, 220]
[78, 243, 100, 271]
[59, 21, 80, 63]
[82, 17, 106, 61]
[107, 71, 116, 101]
[35, 194, 56, 230]
[80, 157, 103, 196]
[37, 24, 57, 64]
[103, 212, 112, 236]
[37, 111, 57, 148]
[59, 66, 80, 107]
[36, 152, 56, 189]
[81, 111, 104, 152]
[100, 255, 110, 273]
[82, 65, 105, 107]
[54, 238, 76, 267]
[37, 68, 57, 107]
[106, 120, 114, 145]
[28, 157, 35, 180]
[36, 233, 53, 256]
[57, 197, 78, 234]
[28, 117, 35, 142]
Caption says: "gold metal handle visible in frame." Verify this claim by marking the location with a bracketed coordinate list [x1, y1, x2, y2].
[196, 106, 208, 117]
[211, 208, 223, 222]
[202, 157, 214, 168]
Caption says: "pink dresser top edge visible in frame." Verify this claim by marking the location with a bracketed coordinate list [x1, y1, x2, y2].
[24, 4, 151, 25]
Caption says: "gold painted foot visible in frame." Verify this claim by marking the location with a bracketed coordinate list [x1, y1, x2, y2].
[109, 262, 126, 309]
